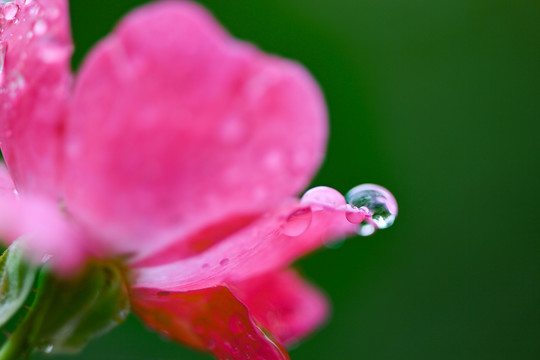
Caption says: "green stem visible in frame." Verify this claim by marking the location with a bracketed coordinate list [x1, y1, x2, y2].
[0, 314, 34, 360]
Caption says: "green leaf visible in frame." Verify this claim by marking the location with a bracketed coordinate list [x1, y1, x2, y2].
[28, 263, 131, 354]
[0, 241, 37, 327]
[0, 261, 130, 359]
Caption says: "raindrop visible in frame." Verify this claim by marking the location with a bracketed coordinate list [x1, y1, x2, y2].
[281, 207, 312, 237]
[346, 184, 397, 231]
[219, 258, 229, 266]
[357, 222, 376, 237]
[33, 19, 47, 35]
[0, 41, 6, 84]
[38, 43, 70, 63]
[42, 344, 53, 354]
[3, 3, 19, 21]
[301, 186, 346, 209]
[344, 205, 368, 224]
[116, 309, 129, 320]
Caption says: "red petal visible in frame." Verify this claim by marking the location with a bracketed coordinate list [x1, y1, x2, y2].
[62, 1, 327, 259]
[232, 269, 329, 346]
[0, 0, 72, 195]
[131, 286, 290, 360]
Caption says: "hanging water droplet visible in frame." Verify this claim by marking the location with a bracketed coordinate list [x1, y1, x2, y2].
[357, 222, 376, 237]
[346, 184, 398, 230]
[281, 207, 312, 236]
[344, 205, 368, 224]
[42, 344, 53, 354]
[3, 3, 20, 21]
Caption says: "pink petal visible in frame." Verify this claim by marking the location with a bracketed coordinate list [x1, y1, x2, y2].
[0, 0, 72, 195]
[62, 1, 327, 259]
[134, 186, 356, 289]
[0, 186, 89, 272]
[131, 285, 290, 360]
[231, 269, 329, 346]
[0, 163, 16, 200]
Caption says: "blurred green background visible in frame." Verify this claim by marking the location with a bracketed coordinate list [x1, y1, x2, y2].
[45, 0, 540, 359]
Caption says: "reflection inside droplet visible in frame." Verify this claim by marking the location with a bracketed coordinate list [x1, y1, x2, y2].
[346, 183, 397, 233]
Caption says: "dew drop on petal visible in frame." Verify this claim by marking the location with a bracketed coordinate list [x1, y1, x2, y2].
[219, 258, 229, 266]
[281, 207, 312, 236]
[301, 186, 346, 209]
[0, 41, 6, 84]
[346, 184, 397, 230]
[33, 19, 47, 35]
[3, 3, 20, 21]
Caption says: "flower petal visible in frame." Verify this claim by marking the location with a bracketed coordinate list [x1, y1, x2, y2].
[231, 269, 329, 346]
[0, 163, 16, 200]
[131, 286, 290, 360]
[134, 186, 356, 289]
[62, 1, 327, 259]
[0, 192, 89, 272]
[0, 0, 72, 195]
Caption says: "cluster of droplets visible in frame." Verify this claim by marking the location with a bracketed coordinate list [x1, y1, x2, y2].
[281, 184, 397, 240]
[0, 0, 66, 102]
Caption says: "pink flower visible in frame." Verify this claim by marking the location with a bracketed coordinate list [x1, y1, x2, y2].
[0, 1, 397, 359]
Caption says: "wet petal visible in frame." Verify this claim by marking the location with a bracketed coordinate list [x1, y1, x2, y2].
[134, 186, 356, 289]
[232, 269, 328, 346]
[0, 0, 72, 195]
[131, 286, 290, 360]
[62, 1, 327, 259]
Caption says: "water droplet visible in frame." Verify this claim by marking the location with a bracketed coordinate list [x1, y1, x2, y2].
[38, 43, 70, 63]
[346, 184, 397, 231]
[0, 41, 6, 83]
[357, 222, 376, 236]
[42, 344, 53, 354]
[116, 309, 129, 320]
[281, 207, 312, 236]
[33, 19, 47, 35]
[344, 205, 368, 224]
[219, 258, 229, 266]
[8, 72, 25, 98]
[301, 186, 346, 209]
[3, 3, 19, 21]
[229, 314, 246, 334]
